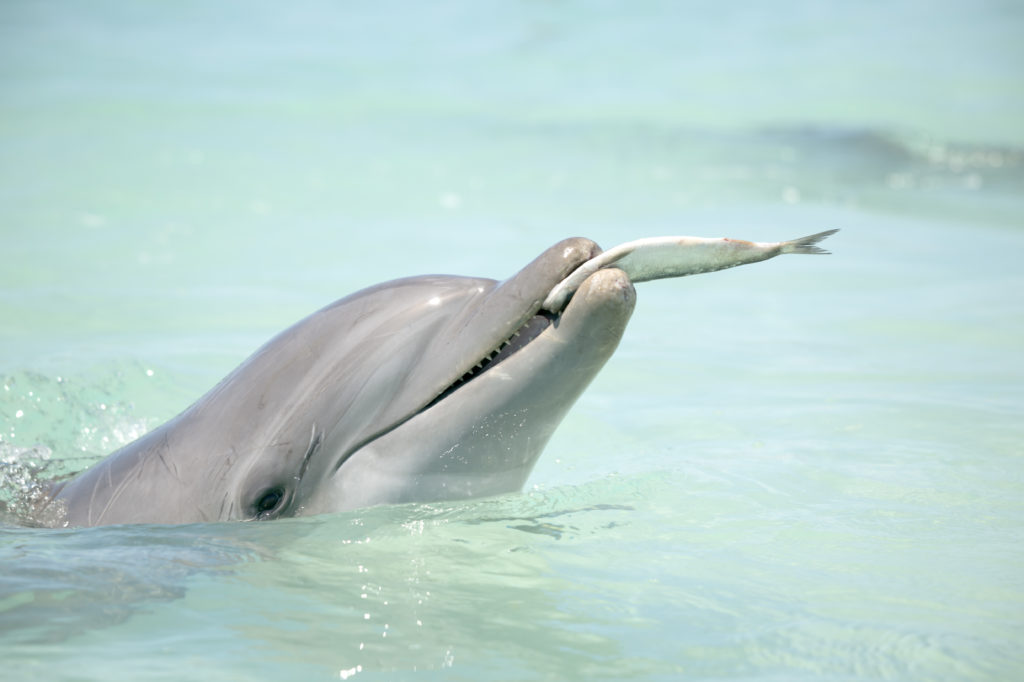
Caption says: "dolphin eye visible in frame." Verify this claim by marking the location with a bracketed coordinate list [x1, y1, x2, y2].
[254, 487, 286, 519]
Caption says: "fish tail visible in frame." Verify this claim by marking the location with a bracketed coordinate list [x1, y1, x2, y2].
[780, 229, 839, 255]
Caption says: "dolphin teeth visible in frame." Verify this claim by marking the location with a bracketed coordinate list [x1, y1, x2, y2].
[425, 311, 557, 411]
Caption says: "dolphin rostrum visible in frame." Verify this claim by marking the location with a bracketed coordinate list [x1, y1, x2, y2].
[38, 231, 836, 527]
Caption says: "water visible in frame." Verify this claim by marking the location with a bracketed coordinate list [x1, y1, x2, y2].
[2, 0, 1023, 679]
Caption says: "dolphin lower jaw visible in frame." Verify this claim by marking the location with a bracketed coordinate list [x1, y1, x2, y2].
[299, 267, 636, 515]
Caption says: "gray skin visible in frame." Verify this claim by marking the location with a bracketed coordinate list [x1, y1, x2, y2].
[42, 238, 635, 527]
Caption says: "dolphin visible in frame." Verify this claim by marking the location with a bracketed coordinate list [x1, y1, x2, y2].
[41, 238, 630, 526]
[38, 231, 835, 527]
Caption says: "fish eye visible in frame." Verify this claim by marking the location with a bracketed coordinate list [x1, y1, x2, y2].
[254, 487, 286, 519]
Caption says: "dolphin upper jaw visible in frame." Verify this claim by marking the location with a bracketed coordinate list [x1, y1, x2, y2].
[297, 266, 636, 515]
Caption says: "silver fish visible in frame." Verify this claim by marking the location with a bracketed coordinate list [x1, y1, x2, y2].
[542, 229, 839, 312]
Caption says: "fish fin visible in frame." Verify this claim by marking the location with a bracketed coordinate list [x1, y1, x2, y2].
[780, 229, 839, 255]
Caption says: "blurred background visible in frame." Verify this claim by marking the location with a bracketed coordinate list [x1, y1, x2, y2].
[3, 0, 1020, 433]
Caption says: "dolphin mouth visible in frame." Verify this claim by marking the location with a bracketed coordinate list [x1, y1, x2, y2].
[421, 257, 633, 415]
[310, 265, 635, 513]
[425, 310, 558, 410]
[320, 237, 611, 485]
[325, 305, 563, 481]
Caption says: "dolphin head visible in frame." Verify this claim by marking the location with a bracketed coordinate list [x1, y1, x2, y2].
[295, 249, 636, 517]
[269, 237, 635, 519]
[50, 238, 635, 526]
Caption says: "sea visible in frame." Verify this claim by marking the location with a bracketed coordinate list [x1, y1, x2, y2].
[2, 1, 1022, 680]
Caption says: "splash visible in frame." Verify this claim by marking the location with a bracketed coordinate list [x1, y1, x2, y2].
[0, 365, 165, 526]
[0, 444, 67, 526]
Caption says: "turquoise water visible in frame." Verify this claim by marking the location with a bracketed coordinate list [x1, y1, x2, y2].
[3, 1, 1023, 679]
